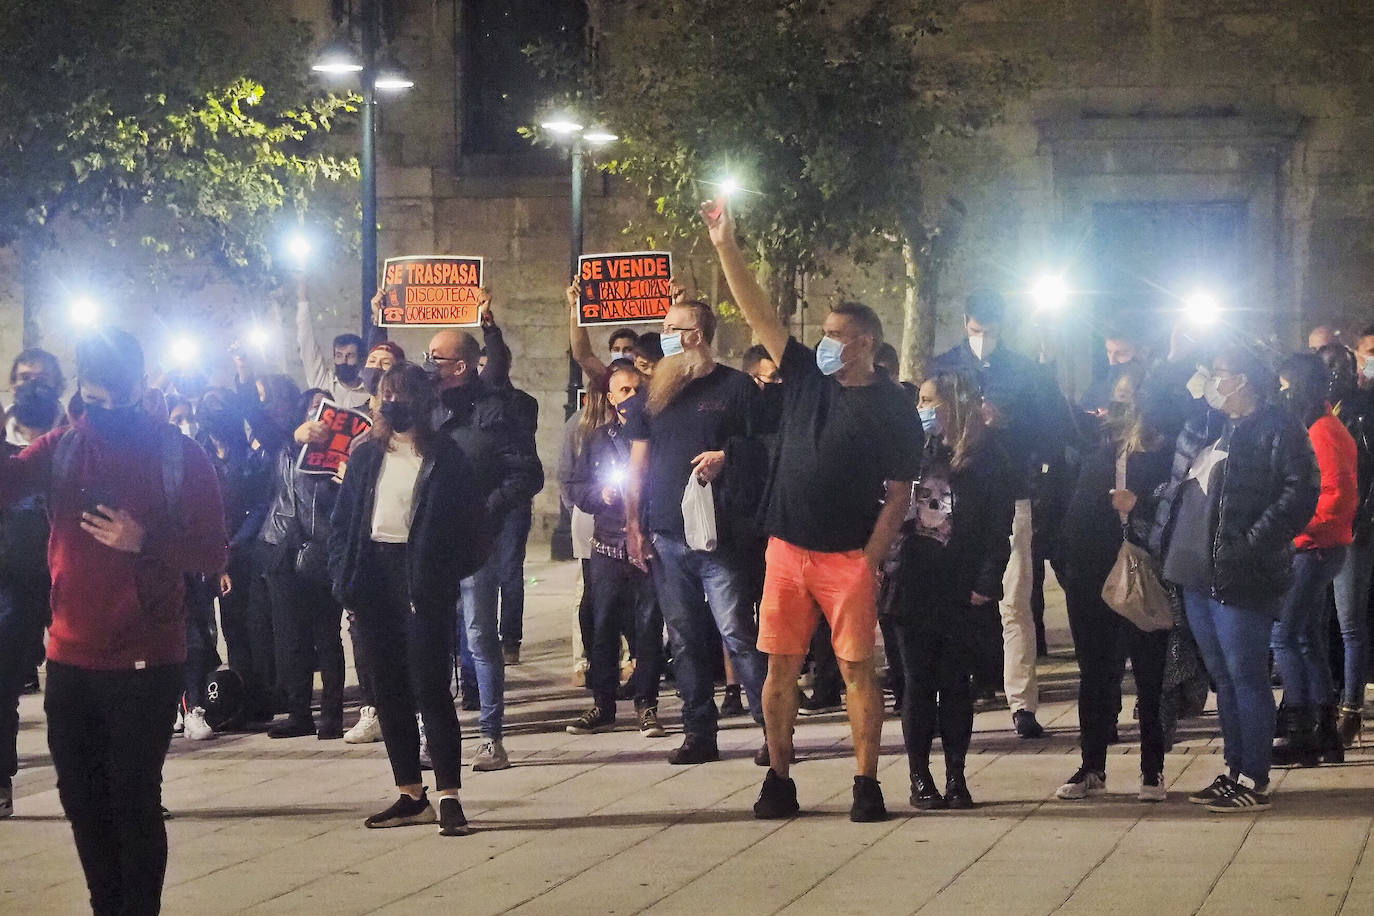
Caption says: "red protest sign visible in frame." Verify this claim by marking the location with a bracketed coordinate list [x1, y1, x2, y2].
[577, 251, 673, 327]
[296, 400, 372, 476]
[379, 255, 483, 327]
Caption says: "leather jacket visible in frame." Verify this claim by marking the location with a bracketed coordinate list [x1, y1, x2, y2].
[1149, 403, 1319, 610]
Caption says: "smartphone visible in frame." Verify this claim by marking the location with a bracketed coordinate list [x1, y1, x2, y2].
[81, 486, 116, 520]
[701, 199, 725, 223]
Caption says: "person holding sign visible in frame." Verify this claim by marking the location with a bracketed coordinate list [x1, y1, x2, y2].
[704, 199, 923, 822]
[328, 363, 489, 836]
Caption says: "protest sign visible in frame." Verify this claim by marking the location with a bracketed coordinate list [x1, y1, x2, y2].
[577, 251, 673, 327]
[297, 399, 372, 476]
[378, 255, 484, 327]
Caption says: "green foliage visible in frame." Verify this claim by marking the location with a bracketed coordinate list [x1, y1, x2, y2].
[528, 0, 1026, 288]
[0, 0, 359, 304]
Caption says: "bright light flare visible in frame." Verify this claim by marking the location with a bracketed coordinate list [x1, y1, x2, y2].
[69, 296, 101, 328]
[582, 128, 618, 147]
[170, 337, 200, 366]
[718, 176, 741, 197]
[540, 117, 585, 136]
[1029, 274, 1071, 311]
[605, 467, 628, 487]
[1184, 289, 1222, 327]
[286, 234, 312, 266]
[248, 326, 272, 350]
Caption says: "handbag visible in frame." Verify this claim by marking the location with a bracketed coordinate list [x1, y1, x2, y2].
[681, 475, 718, 552]
[1101, 452, 1173, 632]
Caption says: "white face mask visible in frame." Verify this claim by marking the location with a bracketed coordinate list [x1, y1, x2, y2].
[1186, 367, 1210, 400]
[1204, 375, 1245, 412]
[968, 333, 986, 360]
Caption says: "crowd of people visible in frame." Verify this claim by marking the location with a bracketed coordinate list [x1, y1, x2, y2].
[0, 202, 1371, 912]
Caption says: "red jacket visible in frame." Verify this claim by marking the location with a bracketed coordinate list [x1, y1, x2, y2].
[0, 415, 226, 670]
[1296, 410, 1359, 550]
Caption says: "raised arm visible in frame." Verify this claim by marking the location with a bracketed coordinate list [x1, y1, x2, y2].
[295, 276, 334, 392]
[568, 280, 610, 383]
[704, 201, 788, 365]
[477, 290, 513, 386]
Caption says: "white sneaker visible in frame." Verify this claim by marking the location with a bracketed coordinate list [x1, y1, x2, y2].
[472, 738, 510, 772]
[344, 706, 383, 744]
[1055, 768, 1107, 800]
[183, 707, 216, 741]
[418, 714, 432, 770]
[173, 706, 184, 736]
[1138, 772, 1167, 802]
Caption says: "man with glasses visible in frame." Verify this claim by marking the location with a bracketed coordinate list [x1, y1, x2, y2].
[624, 299, 770, 765]
[424, 329, 544, 772]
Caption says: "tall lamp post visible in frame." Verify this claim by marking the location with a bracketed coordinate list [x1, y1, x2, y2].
[312, 3, 414, 341]
[540, 116, 617, 560]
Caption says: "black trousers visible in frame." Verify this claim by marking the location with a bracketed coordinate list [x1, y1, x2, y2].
[1064, 576, 1168, 775]
[585, 552, 661, 709]
[46, 661, 181, 916]
[895, 613, 981, 773]
[267, 569, 344, 726]
[345, 609, 376, 708]
[182, 575, 220, 707]
[0, 575, 48, 782]
[354, 543, 463, 791]
[222, 543, 278, 719]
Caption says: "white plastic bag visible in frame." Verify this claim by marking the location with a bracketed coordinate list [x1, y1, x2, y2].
[571, 507, 595, 560]
[681, 476, 718, 552]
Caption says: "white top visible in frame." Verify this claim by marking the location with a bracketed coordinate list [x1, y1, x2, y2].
[297, 299, 372, 410]
[369, 438, 423, 543]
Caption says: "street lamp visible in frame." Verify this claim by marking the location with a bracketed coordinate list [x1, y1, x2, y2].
[311, 6, 414, 343]
[540, 115, 618, 420]
[541, 115, 617, 561]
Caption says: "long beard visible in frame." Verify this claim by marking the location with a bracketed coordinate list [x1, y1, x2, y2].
[647, 351, 707, 415]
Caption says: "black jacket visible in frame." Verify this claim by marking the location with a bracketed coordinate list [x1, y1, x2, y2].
[434, 378, 544, 526]
[569, 421, 632, 549]
[888, 437, 1016, 626]
[1060, 440, 1174, 588]
[327, 436, 490, 611]
[1149, 403, 1320, 609]
[928, 341, 1076, 498]
[1336, 389, 1374, 544]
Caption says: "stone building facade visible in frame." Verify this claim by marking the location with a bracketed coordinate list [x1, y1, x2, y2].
[4, 1, 1372, 539]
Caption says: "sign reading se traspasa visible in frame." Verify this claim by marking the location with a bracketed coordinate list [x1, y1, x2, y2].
[577, 251, 673, 326]
[296, 400, 372, 476]
[379, 255, 483, 327]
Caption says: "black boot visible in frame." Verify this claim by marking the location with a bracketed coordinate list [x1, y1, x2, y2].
[1318, 704, 1345, 764]
[943, 750, 973, 810]
[1272, 705, 1319, 767]
[909, 764, 946, 810]
[1337, 705, 1363, 749]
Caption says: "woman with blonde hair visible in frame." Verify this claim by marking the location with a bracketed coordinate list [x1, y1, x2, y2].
[887, 369, 1015, 810]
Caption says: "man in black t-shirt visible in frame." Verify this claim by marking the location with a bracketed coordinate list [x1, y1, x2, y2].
[624, 299, 769, 766]
[706, 202, 923, 823]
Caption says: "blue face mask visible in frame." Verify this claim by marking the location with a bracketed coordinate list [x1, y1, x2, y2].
[660, 333, 684, 358]
[918, 406, 941, 436]
[815, 336, 845, 376]
[1363, 360, 1374, 381]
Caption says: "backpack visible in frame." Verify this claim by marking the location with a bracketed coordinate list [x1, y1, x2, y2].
[50, 425, 185, 524]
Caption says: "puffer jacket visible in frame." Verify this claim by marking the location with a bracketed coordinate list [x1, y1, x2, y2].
[1149, 403, 1320, 611]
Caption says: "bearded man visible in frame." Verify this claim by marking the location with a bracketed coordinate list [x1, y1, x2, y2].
[624, 299, 771, 765]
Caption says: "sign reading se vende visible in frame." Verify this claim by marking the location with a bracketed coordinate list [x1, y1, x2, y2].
[378, 255, 483, 328]
[577, 251, 673, 327]
[296, 399, 372, 477]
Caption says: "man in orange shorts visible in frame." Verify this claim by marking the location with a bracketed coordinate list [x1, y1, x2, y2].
[705, 202, 923, 821]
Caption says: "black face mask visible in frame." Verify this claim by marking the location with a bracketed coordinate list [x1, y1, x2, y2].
[335, 363, 360, 385]
[422, 355, 443, 381]
[360, 366, 383, 395]
[84, 402, 142, 445]
[379, 400, 416, 433]
[11, 382, 60, 431]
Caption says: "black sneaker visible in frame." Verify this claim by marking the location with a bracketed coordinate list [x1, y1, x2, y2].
[365, 790, 436, 829]
[1205, 780, 1271, 813]
[1188, 775, 1236, 806]
[317, 720, 344, 741]
[909, 769, 946, 810]
[850, 775, 888, 822]
[719, 686, 745, 718]
[566, 705, 615, 735]
[799, 693, 844, 716]
[437, 796, 473, 836]
[1012, 710, 1045, 739]
[667, 734, 719, 765]
[268, 717, 316, 739]
[637, 706, 667, 738]
[753, 768, 800, 819]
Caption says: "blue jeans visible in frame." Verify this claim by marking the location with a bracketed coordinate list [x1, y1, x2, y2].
[1332, 538, 1372, 708]
[495, 501, 534, 647]
[650, 534, 766, 738]
[1272, 546, 1345, 709]
[1182, 589, 1276, 786]
[458, 561, 504, 739]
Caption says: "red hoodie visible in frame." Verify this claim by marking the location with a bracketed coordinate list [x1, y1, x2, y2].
[0, 415, 226, 670]
[1295, 409, 1358, 551]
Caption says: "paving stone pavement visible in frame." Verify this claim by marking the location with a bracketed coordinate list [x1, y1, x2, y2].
[3, 554, 1372, 915]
